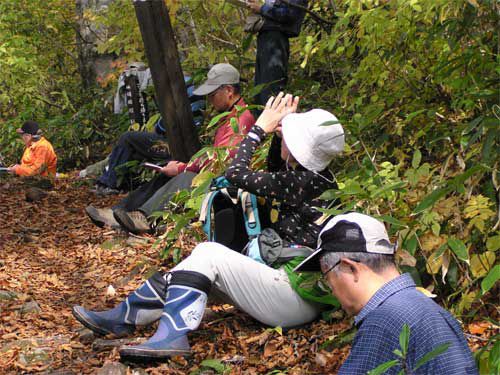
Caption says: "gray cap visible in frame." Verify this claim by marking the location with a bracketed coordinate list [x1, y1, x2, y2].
[193, 63, 240, 96]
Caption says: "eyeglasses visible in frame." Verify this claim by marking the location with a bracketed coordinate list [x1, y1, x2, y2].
[208, 85, 224, 98]
[321, 259, 341, 276]
[320, 258, 360, 276]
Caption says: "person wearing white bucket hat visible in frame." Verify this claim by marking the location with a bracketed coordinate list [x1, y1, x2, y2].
[281, 109, 344, 173]
[71, 94, 345, 363]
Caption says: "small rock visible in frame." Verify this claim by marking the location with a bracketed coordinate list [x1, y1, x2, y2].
[25, 187, 48, 202]
[96, 362, 128, 375]
[126, 236, 150, 247]
[19, 300, 41, 315]
[315, 352, 328, 367]
[0, 290, 18, 300]
[77, 328, 96, 344]
[18, 348, 51, 367]
[131, 369, 148, 375]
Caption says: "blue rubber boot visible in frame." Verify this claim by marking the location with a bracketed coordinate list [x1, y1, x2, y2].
[72, 272, 167, 337]
[119, 270, 210, 362]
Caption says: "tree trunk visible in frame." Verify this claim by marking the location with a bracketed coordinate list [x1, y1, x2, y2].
[133, 0, 200, 162]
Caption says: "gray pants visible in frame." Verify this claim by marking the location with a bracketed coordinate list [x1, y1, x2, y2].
[173, 242, 321, 328]
[139, 172, 196, 216]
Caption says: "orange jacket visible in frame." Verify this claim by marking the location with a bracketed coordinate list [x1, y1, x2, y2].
[14, 137, 57, 177]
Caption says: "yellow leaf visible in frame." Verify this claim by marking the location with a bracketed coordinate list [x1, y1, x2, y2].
[416, 287, 437, 298]
[426, 249, 443, 274]
[470, 252, 495, 278]
[270, 209, 279, 223]
[420, 232, 446, 253]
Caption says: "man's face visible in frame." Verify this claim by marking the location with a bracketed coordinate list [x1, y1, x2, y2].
[321, 258, 359, 315]
[21, 133, 32, 146]
[208, 85, 232, 112]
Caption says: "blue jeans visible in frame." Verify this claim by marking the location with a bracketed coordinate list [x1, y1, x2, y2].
[98, 131, 170, 189]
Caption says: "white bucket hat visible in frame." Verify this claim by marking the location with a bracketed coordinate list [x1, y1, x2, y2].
[281, 109, 344, 173]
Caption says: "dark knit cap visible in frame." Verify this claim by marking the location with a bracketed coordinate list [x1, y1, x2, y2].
[16, 121, 39, 136]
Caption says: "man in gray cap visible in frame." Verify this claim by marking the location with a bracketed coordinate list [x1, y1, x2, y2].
[86, 63, 255, 235]
[295, 212, 477, 375]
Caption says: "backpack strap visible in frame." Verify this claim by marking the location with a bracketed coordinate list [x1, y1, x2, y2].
[199, 190, 220, 241]
[240, 191, 261, 237]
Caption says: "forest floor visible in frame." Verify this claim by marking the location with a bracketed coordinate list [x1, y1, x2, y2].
[0, 176, 494, 374]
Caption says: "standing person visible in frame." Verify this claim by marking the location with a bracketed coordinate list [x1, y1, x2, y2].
[7, 121, 57, 178]
[247, 0, 307, 106]
[86, 63, 255, 234]
[294, 213, 478, 375]
[71, 93, 345, 363]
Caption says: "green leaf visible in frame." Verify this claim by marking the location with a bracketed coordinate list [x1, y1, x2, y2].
[490, 340, 500, 372]
[412, 149, 422, 168]
[414, 342, 450, 370]
[207, 110, 231, 129]
[412, 187, 450, 215]
[486, 235, 500, 252]
[367, 359, 400, 375]
[377, 214, 408, 228]
[199, 358, 228, 374]
[481, 265, 500, 295]
[447, 237, 469, 262]
[319, 120, 340, 126]
[230, 117, 239, 133]
[399, 324, 410, 356]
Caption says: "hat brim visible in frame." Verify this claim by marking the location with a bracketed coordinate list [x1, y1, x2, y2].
[193, 83, 222, 96]
[282, 115, 326, 173]
[293, 248, 325, 272]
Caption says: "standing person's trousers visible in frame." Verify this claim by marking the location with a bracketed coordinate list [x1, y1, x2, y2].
[255, 31, 290, 106]
[98, 131, 170, 189]
[173, 242, 321, 327]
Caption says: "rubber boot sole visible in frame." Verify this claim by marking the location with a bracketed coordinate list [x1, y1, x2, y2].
[119, 346, 191, 363]
[72, 306, 110, 336]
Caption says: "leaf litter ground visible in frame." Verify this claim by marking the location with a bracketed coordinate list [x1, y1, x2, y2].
[0, 176, 494, 374]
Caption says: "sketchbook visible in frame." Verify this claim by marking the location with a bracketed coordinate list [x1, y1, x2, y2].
[225, 0, 249, 9]
[142, 162, 163, 172]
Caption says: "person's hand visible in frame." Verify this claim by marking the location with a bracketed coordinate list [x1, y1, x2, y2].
[7, 165, 18, 173]
[255, 92, 300, 134]
[160, 161, 182, 177]
[247, 0, 262, 13]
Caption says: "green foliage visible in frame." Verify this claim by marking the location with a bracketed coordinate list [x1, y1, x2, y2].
[368, 324, 450, 374]
[190, 358, 232, 375]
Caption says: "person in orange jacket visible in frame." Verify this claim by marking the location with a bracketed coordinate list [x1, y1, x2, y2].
[7, 121, 57, 178]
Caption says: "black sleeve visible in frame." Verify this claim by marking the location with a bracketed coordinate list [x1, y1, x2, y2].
[225, 125, 313, 205]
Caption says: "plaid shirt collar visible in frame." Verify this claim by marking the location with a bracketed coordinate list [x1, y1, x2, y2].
[354, 273, 416, 326]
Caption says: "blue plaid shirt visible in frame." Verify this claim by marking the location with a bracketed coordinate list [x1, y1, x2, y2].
[339, 273, 478, 374]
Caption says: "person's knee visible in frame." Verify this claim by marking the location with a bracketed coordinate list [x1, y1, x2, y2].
[118, 131, 133, 145]
[191, 242, 232, 261]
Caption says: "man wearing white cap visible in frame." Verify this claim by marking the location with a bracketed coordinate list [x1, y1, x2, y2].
[86, 63, 255, 234]
[295, 212, 478, 374]
[72, 93, 346, 363]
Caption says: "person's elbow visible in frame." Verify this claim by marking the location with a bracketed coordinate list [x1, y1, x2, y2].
[224, 165, 240, 185]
